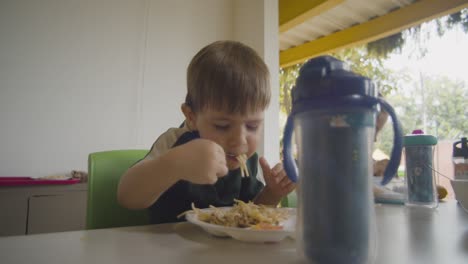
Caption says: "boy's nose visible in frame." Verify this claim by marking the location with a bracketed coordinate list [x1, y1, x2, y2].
[228, 127, 247, 148]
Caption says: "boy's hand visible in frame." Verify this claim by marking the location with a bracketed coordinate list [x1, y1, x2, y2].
[259, 157, 296, 199]
[169, 139, 228, 184]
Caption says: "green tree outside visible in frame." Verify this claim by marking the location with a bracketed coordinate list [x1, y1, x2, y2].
[376, 75, 468, 154]
[279, 10, 468, 157]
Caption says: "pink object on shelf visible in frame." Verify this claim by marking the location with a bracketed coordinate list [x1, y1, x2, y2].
[0, 177, 80, 186]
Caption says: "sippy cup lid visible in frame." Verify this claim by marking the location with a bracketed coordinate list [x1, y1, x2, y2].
[403, 130, 437, 146]
[292, 55, 377, 105]
[453, 137, 468, 158]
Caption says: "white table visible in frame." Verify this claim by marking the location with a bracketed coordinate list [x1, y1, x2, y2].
[1, 201, 467, 264]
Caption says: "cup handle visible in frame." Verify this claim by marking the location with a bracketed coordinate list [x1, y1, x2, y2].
[283, 115, 299, 183]
[378, 98, 403, 185]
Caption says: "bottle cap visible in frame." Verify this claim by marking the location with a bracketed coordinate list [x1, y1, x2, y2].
[403, 130, 437, 146]
[292, 56, 377, 104]
[453, 137, 468, 158]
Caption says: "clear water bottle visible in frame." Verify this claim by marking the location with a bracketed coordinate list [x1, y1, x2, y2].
[282, 56, 403, 264]
[403, 130, 438, 208]
[453, 137, 468, 180]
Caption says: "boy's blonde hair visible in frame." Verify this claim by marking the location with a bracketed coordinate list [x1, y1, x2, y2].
[186, 41, 270, 114]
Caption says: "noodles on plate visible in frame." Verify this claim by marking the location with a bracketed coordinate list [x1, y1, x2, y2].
[179, 200, 289, 230]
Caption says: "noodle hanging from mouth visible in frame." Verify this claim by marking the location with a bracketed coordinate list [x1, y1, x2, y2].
[236, 154, 249, 177]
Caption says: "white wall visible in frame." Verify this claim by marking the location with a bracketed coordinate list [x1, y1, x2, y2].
[0, 0, 147, 176]
[233, 0, 280, 164]
[140, 0, 234, 145]
[0, 0, 279, 177]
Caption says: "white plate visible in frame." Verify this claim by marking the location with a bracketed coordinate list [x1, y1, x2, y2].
[185, 207, 296, 243]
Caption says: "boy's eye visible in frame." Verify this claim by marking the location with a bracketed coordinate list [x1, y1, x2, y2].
[246, 124, 259, 131]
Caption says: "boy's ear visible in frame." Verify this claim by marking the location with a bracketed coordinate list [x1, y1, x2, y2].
[181, 103, 197, 130]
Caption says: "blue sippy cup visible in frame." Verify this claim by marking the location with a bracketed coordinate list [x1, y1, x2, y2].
[282, 56, 403, 264]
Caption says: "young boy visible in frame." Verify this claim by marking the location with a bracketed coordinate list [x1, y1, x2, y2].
[117, 40, 295, 224]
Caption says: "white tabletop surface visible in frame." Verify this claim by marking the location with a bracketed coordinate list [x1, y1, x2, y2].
[1, 201, 467, 264]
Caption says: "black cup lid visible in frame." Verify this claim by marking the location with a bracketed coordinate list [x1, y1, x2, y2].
[292, 56, 377, 104]
[453, 137, 468, 158]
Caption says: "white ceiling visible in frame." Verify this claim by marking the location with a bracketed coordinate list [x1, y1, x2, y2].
[280, 0, 416, 51]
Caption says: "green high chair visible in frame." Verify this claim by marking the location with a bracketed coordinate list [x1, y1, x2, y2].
[86, 149, 150, 229]
[281, 191, 297, 208]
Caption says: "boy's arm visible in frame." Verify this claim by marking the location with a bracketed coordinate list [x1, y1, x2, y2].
[117, 150, 180, 210]
[117, 139, 228, 210]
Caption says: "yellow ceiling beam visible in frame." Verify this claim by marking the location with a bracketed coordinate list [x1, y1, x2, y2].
[279, 0, 344, 33]
[280, 0, 468, 68]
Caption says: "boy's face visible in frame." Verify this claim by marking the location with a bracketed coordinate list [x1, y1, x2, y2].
[183, 106, 264, 171]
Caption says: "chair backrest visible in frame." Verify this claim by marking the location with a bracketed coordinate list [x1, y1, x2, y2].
[280, 191, 297, 208]
[87, 149, 149, 229]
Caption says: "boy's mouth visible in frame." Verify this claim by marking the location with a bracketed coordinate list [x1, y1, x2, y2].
[226, 153, 243, 163]
[226, 153, 238, 160]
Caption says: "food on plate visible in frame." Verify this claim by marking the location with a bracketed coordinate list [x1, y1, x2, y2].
[179, 200, 289, 229]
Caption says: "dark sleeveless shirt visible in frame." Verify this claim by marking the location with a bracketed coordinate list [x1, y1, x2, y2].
[148, 131, 264, 224]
